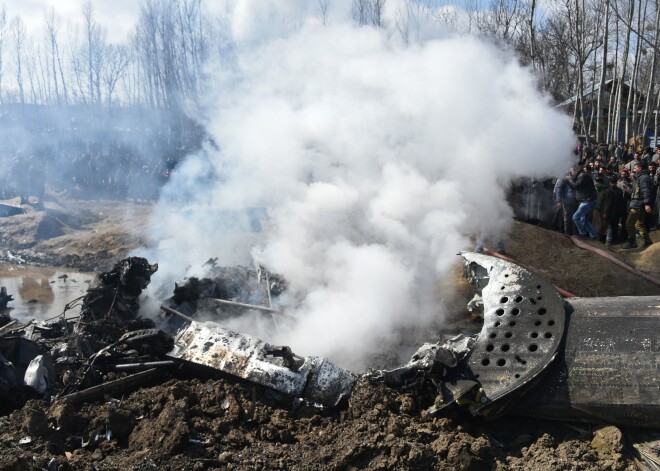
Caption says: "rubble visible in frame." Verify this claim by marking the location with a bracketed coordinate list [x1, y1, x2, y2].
[369, 253, 660, 428]
[79, 257, 158, 322]
[171, 320, 355, 408]
[0, 253, 657, 469]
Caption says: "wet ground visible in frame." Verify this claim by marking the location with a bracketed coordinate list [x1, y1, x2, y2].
[0, 264, 94, 321]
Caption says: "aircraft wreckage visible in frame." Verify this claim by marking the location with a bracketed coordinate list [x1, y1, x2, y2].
[0, 254, 658, 430]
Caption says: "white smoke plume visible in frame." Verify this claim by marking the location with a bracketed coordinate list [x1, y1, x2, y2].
[140, 1, 574, 371]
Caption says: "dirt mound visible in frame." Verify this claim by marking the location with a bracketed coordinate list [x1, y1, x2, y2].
[0, 377, 640, 470]
[503, 220, 659, 297]
[627, 240, 660, 275]
[0, 198, 150, 271]
[0, 212, 68, 250]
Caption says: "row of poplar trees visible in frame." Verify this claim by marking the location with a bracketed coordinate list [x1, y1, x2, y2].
[0, 0, 657, 145]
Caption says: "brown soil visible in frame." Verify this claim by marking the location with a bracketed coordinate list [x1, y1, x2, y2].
[0, 197, 658, 470]
[0, 196, 151, 271]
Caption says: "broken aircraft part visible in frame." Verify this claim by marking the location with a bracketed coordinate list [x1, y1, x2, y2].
[0, 252, 656, 432]
[80, 257, 158, 322]
[369, 336, 474, 387]
[512, 295, 660, 428]
[170, 321, 356, 407]
[24, 354, 52, 394]
[370, 253, 659, 428]
[460, 253, 660, 427]
[461, 252, 567, 411]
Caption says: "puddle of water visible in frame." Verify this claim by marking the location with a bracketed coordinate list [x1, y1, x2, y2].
[0, 263, 95, 321]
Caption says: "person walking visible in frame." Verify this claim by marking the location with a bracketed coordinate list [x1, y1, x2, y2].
[566, 165, 599, 239]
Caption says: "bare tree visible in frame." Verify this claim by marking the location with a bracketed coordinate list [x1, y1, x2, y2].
[9, 16, 25, 105]
[625, 0, 649, 141]
[595, 0, 610, 142]
[0, 5, 6, 104]
[352, 0, 387, 28]
[44, 8, 66, 105]
[612, 0, 635, 145]
[318, 0, 331, 26]
[81, 1, 107, 105]
[393, 0, 435, 44]
[102, 44, 129, 105]
[476, 0, 527, 45]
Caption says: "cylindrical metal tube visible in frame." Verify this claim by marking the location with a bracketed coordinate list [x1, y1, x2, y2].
[514, 296, 660, 428]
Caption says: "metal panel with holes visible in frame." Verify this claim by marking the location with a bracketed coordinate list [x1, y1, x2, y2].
[461, 253, 567, 404]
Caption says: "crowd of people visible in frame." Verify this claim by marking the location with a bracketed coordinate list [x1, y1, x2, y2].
[0, 137, 194, 205]
[552, 142, 658, 249]
[1, 130, 657, 251]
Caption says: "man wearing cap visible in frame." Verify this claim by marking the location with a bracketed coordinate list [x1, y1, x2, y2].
[624, 161, 654, 248]
[566, 165, 599, 240]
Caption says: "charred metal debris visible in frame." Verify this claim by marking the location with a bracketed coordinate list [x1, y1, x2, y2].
[0, 254, 658, 431]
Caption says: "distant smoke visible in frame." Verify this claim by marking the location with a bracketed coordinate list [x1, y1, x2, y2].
[139, 1, 574, 371]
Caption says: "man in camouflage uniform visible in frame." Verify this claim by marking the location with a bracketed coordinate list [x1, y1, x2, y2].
[624, 161, 654, 248]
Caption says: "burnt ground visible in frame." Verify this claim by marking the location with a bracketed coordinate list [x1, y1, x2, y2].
[0, 194, 659, 470]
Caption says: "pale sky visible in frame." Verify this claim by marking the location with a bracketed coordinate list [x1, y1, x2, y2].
[6, 0, 141, 43]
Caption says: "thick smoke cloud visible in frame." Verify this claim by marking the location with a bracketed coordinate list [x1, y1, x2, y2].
[141, 2, 574, 370]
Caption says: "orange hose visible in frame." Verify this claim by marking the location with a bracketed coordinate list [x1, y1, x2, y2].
[481, 247, 514, 263]
[553, 286, 576, 298]
[569, 236, 660, 288]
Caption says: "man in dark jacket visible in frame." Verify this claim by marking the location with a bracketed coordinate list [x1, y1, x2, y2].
[624, 161, 654, 248]
[648, 161, 658, 230]
[602, 175, 626, 245]
[566, 165, 599, 239]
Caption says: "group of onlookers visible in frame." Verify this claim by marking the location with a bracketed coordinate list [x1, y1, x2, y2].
[553, 142, 659, 249]
[0, 138, 189, 205]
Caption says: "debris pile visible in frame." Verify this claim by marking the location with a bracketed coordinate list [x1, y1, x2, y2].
[0, 253, 657, 469]
[370, 253, 660, 429]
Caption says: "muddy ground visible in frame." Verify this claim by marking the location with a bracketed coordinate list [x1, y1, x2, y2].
[0, 194, 658, 470]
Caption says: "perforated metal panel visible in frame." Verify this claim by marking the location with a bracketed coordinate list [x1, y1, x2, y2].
[461, 253, 566, 404]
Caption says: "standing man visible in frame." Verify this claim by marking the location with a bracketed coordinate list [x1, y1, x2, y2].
[624, 161, 654, 248]
[566, 165, 599, 239]
[615, 143, 624, 163]
[554, 172, 577, 235]
[602, 175, 626, 246]
[648, 161, 658, 230]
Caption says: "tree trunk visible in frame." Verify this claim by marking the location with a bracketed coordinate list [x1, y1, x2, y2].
[625, 0, 646, 142]
[639, 0, 660, 139]
[614, 0, 635, 145]
[596, 0, 610, 142]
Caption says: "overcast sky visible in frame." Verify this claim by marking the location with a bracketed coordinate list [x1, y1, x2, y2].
[7, 0, 141, 43]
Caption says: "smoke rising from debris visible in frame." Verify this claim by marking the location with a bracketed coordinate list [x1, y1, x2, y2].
[142, 2, 574, 370]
